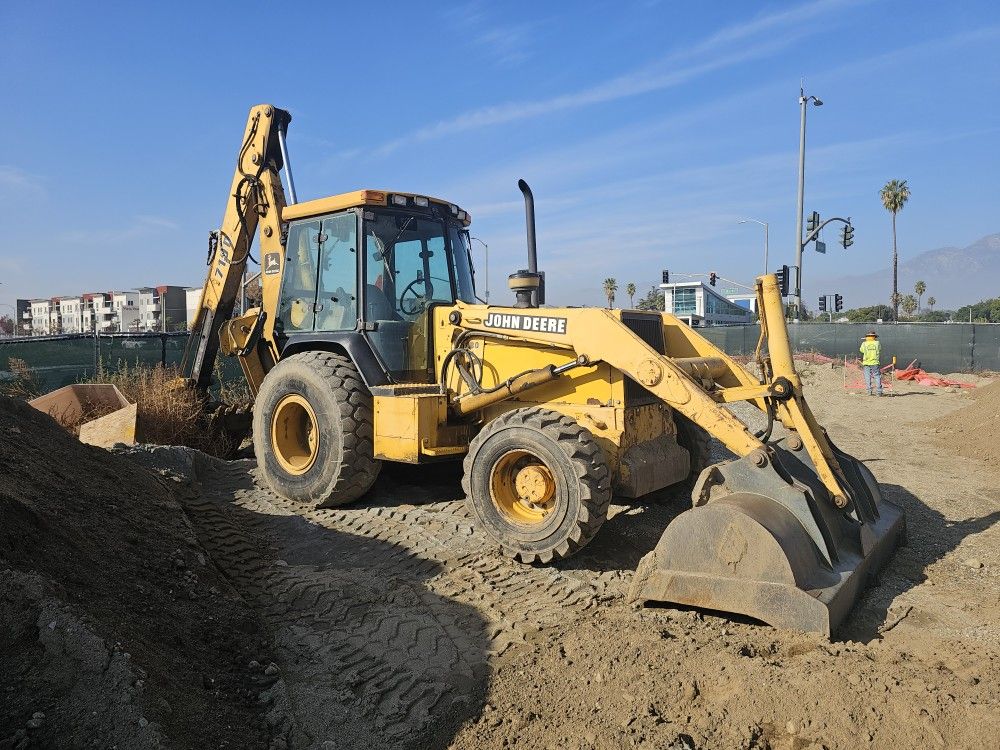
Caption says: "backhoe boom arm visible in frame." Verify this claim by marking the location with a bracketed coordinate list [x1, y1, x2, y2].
[181, 105, 291, 390]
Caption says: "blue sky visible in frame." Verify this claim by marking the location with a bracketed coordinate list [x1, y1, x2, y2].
[1, 0, 998, 316]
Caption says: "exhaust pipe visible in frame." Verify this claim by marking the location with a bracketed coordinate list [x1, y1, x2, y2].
[516, 179, 543, 307]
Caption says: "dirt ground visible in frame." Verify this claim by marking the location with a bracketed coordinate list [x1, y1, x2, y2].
[2, 362, 998, 749]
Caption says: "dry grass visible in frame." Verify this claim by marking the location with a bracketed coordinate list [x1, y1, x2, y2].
[1, 358, 43, 399]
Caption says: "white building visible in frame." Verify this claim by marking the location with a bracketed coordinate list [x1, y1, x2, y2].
[658, 280, 754, 327]
[29, 299, 54, 335]
[186, 288, 203, 330]
[57, 296, 84, 333]
[111, 291, 141, 332]
[21, 285, 194, 335]
[81, 293, 116, 332]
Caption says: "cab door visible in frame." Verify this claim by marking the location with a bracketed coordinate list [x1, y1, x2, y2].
[277, 212, 359, 333]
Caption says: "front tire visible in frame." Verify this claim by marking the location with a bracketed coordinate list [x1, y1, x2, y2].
[253, 351, 382, 506]
[462, 407, 611, 564]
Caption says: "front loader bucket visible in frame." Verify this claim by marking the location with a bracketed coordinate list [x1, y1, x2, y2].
[629, 439, 905, 636]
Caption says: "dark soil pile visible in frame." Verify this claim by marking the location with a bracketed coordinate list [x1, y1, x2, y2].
[927, 379, 1000, 465]
[0, 396, 272, 749]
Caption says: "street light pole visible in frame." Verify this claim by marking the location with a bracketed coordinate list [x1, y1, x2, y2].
[794, 84, 823, 319]
[738, 218, 769, 275]
[470, 236, 489, 303]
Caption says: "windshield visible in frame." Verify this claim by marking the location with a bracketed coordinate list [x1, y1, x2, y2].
[361, 209, 476, 382]
[363, 210, 476, 315]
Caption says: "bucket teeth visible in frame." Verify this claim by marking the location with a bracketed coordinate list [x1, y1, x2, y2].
[630, 446, 906, 636]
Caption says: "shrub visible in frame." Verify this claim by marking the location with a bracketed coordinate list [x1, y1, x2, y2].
[1, 358, 43, 399]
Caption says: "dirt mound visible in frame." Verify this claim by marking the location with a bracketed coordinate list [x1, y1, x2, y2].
[927, 379, 1000, 464]
[0, 397, 276, 749]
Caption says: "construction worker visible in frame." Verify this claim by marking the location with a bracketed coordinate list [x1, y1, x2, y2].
[860, 331, 883, 396]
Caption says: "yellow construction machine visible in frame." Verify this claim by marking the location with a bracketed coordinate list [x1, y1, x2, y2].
[181, 104, 904, 635]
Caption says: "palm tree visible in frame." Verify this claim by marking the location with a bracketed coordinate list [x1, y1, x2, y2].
[927, 296, 936, 311]
[901, 294, 917, 318]
[914, 280, 926, 312]
[603, 278, 618, 309]
[625, 282, 637, 308]
[880, 179, 911, 321]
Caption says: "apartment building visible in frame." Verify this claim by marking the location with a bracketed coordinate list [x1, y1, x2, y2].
[56, 296, 84, 333]
[111, 291, 141, 332]
[81, 293, 114, 332]
[137, 285, 188, 331]
[15, 299, 31, 335]
[28, 299, 54, 335]
[186, 287, 203, 330]
[18, 284, 196, 335]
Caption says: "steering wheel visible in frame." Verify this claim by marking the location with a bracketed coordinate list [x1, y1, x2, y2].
[400, 277, 433, 316]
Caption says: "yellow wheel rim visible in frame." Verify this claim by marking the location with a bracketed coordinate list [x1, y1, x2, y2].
[270, 394, 319, 475]
[490, 450, 556, 525]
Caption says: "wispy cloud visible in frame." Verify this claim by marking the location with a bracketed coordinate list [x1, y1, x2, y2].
[58, 215, 180, 245]
[445, 1, 537, 67]
[462, 127, 950, 305]
[0, 165, 46, 197]
[366, 0, 862, 157]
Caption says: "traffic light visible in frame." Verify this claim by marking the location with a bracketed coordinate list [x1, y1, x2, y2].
[775, 265, 790, 296]
[709, 272, 717, 286]
[806, 211, 820, 234]
[819, 296, 827, 312]
[835, 293, 844, 312]
[840, 223, 854, 248]
[662, 270, 670, 284]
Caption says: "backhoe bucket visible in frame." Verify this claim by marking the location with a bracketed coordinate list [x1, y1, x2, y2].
[629, 438, 905, 636]
[29, 384, 140, 448]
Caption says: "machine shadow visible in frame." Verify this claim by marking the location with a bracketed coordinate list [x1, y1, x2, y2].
[838, 482, 1000, 643]
[557, 486, 691, 574]
[184, 460, 490, 750]
[358, 459, 468, 508]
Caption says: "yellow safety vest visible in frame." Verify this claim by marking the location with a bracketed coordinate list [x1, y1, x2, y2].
[859, 339, 881, 366]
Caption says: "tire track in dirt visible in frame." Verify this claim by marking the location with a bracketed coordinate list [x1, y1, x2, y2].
[181, 460, 490, 749]
[235, 461, 609, 653]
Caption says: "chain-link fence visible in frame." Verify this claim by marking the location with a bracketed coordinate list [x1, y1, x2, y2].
[698, 322, 1000, 373]
[0, 332, 242, 393]
[3, 322, 997, 395]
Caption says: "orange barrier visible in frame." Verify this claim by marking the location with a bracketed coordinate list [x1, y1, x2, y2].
[895, 367, 976, 388]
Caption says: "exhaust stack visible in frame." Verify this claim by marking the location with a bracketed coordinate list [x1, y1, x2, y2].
[508, 179, 544, 307]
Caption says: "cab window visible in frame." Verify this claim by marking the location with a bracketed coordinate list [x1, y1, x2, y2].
[277, 212, 358, 333]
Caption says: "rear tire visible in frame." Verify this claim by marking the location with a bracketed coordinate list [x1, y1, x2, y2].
[462, 407, 611, 564]
[253, 351, 381, 506]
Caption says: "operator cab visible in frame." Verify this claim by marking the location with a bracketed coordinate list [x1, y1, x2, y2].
[275, 190, 477, 383]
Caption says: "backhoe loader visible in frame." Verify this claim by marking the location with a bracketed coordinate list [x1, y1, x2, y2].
[180, 104, 904, 635]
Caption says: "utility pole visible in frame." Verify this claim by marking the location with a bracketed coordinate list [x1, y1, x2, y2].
[794, 83, 823, 320]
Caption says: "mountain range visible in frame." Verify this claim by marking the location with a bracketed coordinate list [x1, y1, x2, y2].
[814, 233, 1000, 310]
